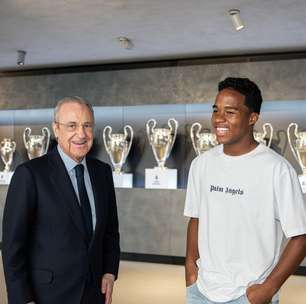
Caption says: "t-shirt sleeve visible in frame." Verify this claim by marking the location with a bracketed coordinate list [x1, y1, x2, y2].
[184, 158, 201, 218]
[275, 162, 306, 238]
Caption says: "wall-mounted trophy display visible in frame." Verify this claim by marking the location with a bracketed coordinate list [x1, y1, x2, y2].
[0, 138, 16, 184]
[287, 122, 306, 192]
[103, 125, 133, 188]
[253, 123, 273, 147]
[190, 122, 218, 156]
[145, 118, 178, 189]
[23, 127, 50, 160]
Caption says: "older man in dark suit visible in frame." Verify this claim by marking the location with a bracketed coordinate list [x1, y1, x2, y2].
[2, 96, 120, 304]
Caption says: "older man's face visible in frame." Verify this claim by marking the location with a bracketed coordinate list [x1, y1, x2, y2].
[53, 102, 94, 162]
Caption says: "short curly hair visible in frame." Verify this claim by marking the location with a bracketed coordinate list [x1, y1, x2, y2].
[218, 77, 263, 114]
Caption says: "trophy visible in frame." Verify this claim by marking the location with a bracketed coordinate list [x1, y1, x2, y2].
[23, 127, 50, 160]
[146, 118, 178, 168]
[145, 118, 178, 189]
[253, 123, 273, 147]
[190, 122, 218, 156]
[287, 123, 306, 192]
[103, 125, 133, 174]
[0, 138, 16, 172]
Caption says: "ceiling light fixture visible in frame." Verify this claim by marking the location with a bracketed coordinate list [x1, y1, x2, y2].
[228, 9, 244, 31]
[17, 50, 26, 65]
[117, 37, 133, 50]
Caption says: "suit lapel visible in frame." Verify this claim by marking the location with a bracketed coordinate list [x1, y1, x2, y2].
[48, 148, 89, 244]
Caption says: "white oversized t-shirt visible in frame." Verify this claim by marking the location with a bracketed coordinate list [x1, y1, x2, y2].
[184, 144, 306, 302]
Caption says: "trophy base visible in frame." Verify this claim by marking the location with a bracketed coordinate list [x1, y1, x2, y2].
[145, 167, 177, 189]
[113, 172, 133, 188]
[298, 175, 306, 193]
[0, 171, 14, 185]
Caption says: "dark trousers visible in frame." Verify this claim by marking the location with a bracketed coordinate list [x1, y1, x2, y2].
[81, 280, 105, 304]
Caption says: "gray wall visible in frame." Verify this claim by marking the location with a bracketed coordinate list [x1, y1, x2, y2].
[1, 58, 306, 109]
[117, 189, 188, 256]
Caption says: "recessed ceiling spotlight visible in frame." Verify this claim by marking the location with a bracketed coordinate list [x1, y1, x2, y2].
[17, 50, 26, 66]
[228, 9, 244, 31]
[117, 37, 133, 50]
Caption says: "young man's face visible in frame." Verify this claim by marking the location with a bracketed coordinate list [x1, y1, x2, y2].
[211, 88, 258, 153]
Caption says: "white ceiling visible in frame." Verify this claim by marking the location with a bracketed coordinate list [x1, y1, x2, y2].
[0, 0, 306, 71]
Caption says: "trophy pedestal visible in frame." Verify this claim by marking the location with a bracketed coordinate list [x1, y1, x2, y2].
[145, 167, 177, 189]
[298, 175, 306, 193]
[113, 172, 133, 188]
[0, 171, 13, 185]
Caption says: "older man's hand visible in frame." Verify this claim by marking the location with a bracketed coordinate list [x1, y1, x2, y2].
[101, 273, 115, 304]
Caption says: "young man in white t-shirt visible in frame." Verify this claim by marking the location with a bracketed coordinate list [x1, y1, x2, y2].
[184, 77, 306, 304]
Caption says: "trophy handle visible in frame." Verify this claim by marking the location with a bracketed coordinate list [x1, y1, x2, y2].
[211, 134, 218, 146]
[146, 119, 156, 144]
[11, 140, 16, 152]
[23, 127, 32, 149]
[167, 118, 179, 156]
[287, 123, 299, 162]
[42, 127, 51, 154]
[124, 125, 133, 159]
[262, 123, 273, 148]
[190, 122, 202, 154]
[103, 126, 112, 154]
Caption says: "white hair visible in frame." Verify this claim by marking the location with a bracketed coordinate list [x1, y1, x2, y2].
[54, 96, 94, 122]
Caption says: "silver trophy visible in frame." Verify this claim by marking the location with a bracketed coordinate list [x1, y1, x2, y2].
[287, 123, 306, 177]
[253, 123, 273, 147]
[103, 125, 133, 174]
[23, 127, 50, 160]
[0, 138, 16, 172]
[146, 118, 178, 168]
[190, 122, 218, 156]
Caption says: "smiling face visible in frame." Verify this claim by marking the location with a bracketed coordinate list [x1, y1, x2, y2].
[211, 88, 259, 155]
[53, 102, 94, 162]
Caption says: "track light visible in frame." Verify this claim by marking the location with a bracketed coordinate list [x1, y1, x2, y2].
[17, 50, 26, 66]
[117, 37, 133, 50]
[228, 9, 244, 31]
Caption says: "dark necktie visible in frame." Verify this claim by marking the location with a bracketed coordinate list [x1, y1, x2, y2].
[75, 164, 93, 240]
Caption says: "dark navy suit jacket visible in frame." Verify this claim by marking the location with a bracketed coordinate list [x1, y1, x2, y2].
[2, 147, 120, 304]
